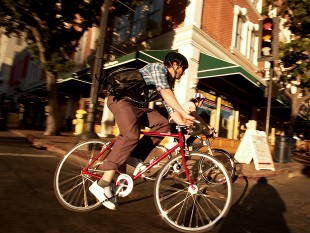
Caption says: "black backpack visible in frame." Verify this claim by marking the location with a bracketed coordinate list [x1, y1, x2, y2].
[107, 67, 147, 101]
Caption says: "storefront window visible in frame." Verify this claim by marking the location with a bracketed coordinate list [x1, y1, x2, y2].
[197, 90, 234, 138]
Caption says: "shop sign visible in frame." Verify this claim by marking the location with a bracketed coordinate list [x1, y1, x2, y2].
[235, 130, 275, 171]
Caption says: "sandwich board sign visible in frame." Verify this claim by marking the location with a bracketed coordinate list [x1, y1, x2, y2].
[235, 130, 275, 171]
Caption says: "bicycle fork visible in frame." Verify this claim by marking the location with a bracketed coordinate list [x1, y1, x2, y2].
[175, 126, 197, 192]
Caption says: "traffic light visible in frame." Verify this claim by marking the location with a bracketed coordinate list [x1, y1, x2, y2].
[258, 17, 280, 62]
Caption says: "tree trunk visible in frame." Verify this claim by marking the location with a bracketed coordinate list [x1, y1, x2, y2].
[287, 87, 310, 137]
[30, 26, 60, 135]
[287, 95, 298, 137]
[44, 71, 61, 136]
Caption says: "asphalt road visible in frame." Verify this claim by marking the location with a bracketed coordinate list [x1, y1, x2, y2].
[0, 130, 310, 233]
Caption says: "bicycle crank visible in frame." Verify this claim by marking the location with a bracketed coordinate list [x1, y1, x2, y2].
[115, 174, 133, 197]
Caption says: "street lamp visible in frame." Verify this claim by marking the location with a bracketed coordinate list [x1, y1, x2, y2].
[78, 0, 112, 141]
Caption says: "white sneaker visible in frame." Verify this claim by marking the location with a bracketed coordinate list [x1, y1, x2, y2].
[133, 162, 147, 176]
[89, 181, 116, 210]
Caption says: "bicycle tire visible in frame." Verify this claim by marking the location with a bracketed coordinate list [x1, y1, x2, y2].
[54, 139, 112, 212]
[153, 152, 233, 233]
[190, 136, 236, 182]
[200, 149, 236, 183]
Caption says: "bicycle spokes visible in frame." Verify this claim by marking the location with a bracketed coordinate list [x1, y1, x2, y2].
[154, 152, 233, 232]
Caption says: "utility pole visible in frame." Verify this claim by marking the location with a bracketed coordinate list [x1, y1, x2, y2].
[78, 0, 112, 141]
[265, 61, 274, 139]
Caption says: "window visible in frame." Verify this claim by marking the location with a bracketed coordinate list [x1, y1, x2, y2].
[112, 0, 163, 44]
[248, 29, 256, 61]
[132, 5, 148, 37]
[231, 6, 248, 53]
[231, 5, 259, 65]
[132, 0, 163, 37]
[113, 14, 131, 44]
[235, 15, 244, 50]
[148, 0, 163, 29]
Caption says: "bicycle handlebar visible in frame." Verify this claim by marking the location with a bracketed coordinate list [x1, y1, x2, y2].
[188, 121, 216, 138]
[170, 120, 216, 138]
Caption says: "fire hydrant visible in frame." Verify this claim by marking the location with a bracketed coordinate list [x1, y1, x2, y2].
[72, 109, 87, 135]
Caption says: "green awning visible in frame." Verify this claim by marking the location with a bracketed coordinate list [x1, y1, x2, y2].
[198, 53, 264, 88]
[103, 50, 173, 70]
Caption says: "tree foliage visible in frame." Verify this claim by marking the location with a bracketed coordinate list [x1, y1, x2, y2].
[277, 0, 310, 86]
[0, 0, 105, 74]
[0, 0, 143, 135]
[0, 0, 144, 73]
[264, 0, 310, 137]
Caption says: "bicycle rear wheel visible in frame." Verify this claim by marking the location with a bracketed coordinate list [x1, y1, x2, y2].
[154, 152, 233, 233]
[54, 139, 112, 212]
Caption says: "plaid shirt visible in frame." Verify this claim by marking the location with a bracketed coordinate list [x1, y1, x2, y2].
[139, 63, 174, 114]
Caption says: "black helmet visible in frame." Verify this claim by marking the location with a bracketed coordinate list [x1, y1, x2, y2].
[164, 52, 188, 70]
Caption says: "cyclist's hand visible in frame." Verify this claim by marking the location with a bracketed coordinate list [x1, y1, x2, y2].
[186, 128, 193, 135]
[205, 126, 216, 137]
[183, 113, 195, 126]
[208, 125, 214, 131]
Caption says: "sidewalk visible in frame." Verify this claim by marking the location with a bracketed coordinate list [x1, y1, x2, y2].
[10, 129, 310, 179]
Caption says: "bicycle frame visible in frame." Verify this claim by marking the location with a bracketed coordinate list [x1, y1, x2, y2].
[81, 125, 195, 188]
[194, 135, 213, 154]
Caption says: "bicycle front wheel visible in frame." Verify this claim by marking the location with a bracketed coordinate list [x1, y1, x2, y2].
[203, 149, 236, 183]
[154, 152, 233, 233]
[54, 139, 112, 212]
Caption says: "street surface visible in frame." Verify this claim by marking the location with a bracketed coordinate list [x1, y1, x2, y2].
[0, 130, 309, 233]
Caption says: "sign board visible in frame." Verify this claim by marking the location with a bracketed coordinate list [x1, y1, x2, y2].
[235, 130, 275, 171]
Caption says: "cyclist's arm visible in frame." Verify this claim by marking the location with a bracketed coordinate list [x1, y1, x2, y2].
[170, 111, 186, 125]
[160, 89, 194, 124]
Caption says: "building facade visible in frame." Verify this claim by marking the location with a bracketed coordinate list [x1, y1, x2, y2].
[1, 0, 292, 139]
[98, 0, 272, 139]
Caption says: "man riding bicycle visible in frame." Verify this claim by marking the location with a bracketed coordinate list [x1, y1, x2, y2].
[89, 52, 195, 210]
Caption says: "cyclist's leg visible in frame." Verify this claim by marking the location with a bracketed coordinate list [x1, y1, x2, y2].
[186, 135, 196, 148]
[90, 97, 142, 209]
[102, 97, 142, 169]
[130, 108, 170, 162]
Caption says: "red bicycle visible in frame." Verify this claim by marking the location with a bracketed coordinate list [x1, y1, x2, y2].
[54, 124, 233, 233]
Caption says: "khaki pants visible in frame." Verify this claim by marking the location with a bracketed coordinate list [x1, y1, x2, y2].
[101, 96, 170, 170]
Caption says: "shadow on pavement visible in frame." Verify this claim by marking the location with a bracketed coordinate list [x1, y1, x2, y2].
[218, 177, 291, 233]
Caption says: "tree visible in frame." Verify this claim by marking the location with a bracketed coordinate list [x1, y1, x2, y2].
[0, 0, 143, 135]
[0, 0, 105, 135]
[265, 0, 310, 137]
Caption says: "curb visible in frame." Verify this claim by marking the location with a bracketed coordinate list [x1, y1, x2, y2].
[10, 129, 309, 180]
[11, 129, 70, 156]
